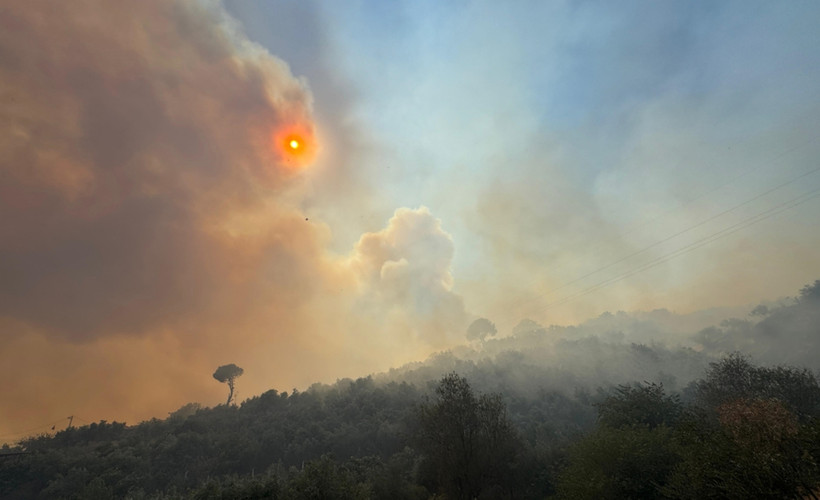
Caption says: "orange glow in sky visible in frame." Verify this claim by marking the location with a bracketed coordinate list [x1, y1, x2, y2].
[274, 124, 317, 168]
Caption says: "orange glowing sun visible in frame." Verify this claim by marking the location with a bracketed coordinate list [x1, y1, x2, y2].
[273, 126, 316, 168]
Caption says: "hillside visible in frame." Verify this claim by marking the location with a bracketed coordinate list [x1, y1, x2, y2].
[2, 281, 819, 499]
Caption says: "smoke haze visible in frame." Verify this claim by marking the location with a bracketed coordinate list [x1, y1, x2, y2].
[2, 1, 820, 441]
[0, 1, 466, 439]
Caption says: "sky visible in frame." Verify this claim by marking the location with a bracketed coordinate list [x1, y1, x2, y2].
[2, 0, 820, 441]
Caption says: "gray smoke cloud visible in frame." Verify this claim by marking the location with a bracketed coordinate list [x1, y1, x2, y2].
[350, 207, 468, 346]
[0, 0, 316, 341]
[0, 1, 469, 440]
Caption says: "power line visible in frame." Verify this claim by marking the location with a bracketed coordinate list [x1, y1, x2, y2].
[522, 185, 820, 316]
[499, 106, 820, 318]
[0, 419, 64, 441]
[505, 162, 820, 321]
[583, 134, 820, 261]
[0, 415, 81, 442]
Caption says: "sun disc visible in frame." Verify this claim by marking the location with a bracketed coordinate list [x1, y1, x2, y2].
[272, 125, 317, 168]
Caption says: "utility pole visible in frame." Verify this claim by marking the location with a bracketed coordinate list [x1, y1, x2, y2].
[66, 415, 74, 429]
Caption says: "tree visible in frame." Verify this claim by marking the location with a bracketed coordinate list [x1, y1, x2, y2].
[597, 382, 682, 430]
[695, 353, 820, 418]
[417, 373, 520, 499]
[466, 318, 497, 342]
[666, 399, 820, 499]
[512, 318, 545, 336]
[168, 402, 202, 420]
[665, 357, 820, 499]
[556, 382, 682, 499]
[285, 455, 369, 500]
[556, 425, 679, 500]
[213, 364, 244, 405]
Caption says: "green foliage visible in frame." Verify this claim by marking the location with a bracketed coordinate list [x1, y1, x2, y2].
[665, 402, 820, 499]
[189, 473, 281, 500]
[284, 455, 370, 499]
[212, 364, 244, 384]
[5, 327, 820, 499]
[556, 425, 680, 500]
[556, 381, 682, 499]
[0, 380, 432, 498]
[695, 353, 820, 418]
[169, 403, 203, 420]
[417, 373, 521, 499]
[213, 364, 244, 406]
[557, 358, 820, 500]
[597, 382, 682, 429]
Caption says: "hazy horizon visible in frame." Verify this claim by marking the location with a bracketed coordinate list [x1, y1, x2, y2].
[2, 1, 820, 443]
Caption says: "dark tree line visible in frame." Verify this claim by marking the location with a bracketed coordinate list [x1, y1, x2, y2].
[557, 354, 820, 499]
[3, 279, 820, 498]
[1, 370, 587, 499]
[3, 355, 820, 499]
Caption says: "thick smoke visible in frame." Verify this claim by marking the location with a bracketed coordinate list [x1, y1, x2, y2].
[350, 207, 468, 347]
[0, 1, 468, 440]
[0, 0, 316, 340]
[378, 281, 820, 403]
[692, 280, 820, 368]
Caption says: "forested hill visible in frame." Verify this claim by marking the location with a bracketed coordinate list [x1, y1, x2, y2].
[2, 281, 820, 499]
[379, 280, 820, 396]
